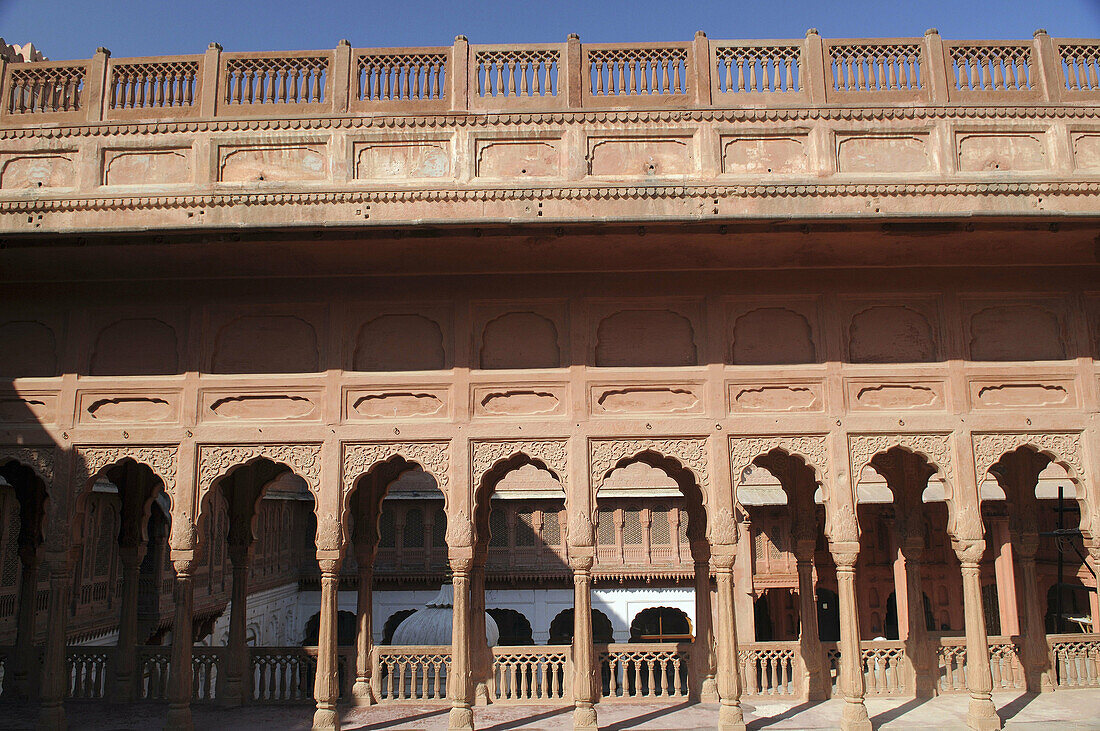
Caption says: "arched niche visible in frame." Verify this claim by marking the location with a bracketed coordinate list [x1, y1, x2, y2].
[970, 304, 1066, 361]
[595, 309, 697, 367]
[480, 312, 561, 369]
[353, 314, 445, 372]
[211, 315, 319, 373]
[848, 305, 937, 363]
[0, 320, 57, 378]
[730, 307, 816, 365]
[91, 318, 179, 376]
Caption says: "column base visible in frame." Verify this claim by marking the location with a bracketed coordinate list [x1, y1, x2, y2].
[718, 701, 746, 731]
[111, 677, 135, 703]
[165, 703, 193, 731]
[36, 702, 66, 731]
[351, 678, 374, 706]
[699, 676, 719, 704]
[218, 677, 244, 707]
[966, 697, 1003, 731]
[839, 698, 873, 731]
[448, 704, 474, 731]
[312, 705, 340, 731]
[573, 702, 599, 730]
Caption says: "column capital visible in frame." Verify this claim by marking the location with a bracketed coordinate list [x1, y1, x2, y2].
[569, 555, 594, 573]
[450, 556, 475, 575]
[318, 557, 342, 575]
[829, 545, 859, 569]
[711, 553, 736, 572]
[172, 558, 197, 577]
[952, 538, 986, 566]
[227, 542, 251, 568]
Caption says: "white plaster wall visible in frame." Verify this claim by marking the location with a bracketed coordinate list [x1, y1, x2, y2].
[204, 582, 301, 646]
[293, 586, 697, 645]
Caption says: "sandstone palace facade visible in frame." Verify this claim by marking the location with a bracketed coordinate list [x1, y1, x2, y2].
[0, 29, 1098, 731]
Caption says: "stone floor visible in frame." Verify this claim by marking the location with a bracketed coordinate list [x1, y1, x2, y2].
[3, 690, 1100, 730]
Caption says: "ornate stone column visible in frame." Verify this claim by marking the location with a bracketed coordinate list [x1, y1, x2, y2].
[9, 543, 40, 700]
[794, 539, 826, 700]
[351, 546, 374, 706]
[112, 543, 146, 701]
[449, 556, 475, 731]
[571, 554, 598, 730]
[1012, 530, 1055, 692]
[692, 552, 718, 702]
[470, 557, 492, 705]
[166, 557, 195, 731]
[713, 553, 746, 731]
[312, 557, 343, 731]
[898, 536, 935, 697]
[955, 539, 1003, 731]
[830, 546, 871, 731]
[37, 547, 73, 730]
[220, 542, 251, 706]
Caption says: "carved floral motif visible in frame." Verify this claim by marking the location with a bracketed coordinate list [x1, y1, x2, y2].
[848, 433, 955, 487]
[341, 441, 450, 498]
[728, 434, 829, 484]
[446, 507, 474, 548]
[972, 431, 1084, 482]
[470, 439, 568, 489]
[0, 446, 55, 484]
[588, 437, 709, 490]
[708, 506, 738, 546]
[197, 443, 322, 502]
[73, 445, 178, 495]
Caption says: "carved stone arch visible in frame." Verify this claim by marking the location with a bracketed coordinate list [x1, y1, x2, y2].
[728, 435, 829, 544]
[847, 433, 969, 540]
[196, 444, 323, 548]
[588, 436, 710, 547]
[0, 446, 56, 486]
[340, 441, 451, 545]
[972, 431, 1090, 538]
[69, 445, 179, 549]
[470, 439, 569, 551]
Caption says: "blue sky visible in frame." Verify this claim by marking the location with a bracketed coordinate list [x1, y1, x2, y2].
[2, 0, 1099, 60]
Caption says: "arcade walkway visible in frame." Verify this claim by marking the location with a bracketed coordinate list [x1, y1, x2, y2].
[5, 690, 1100, 730]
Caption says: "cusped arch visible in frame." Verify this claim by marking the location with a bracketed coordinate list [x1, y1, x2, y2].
[471, 444, 568, 551]
[0, 320, 58, 378]
[341, 442, 451, 547]
[969, 304, 1065, 362]
[731, 307, 816, 365]
[848, 305, 937, 363]
[69, 449, 176, 549]
[480, 312, 561, 369]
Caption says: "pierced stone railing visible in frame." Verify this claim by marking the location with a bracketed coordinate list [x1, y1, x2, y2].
[739, 641, 799, 696]
[136, 646, 171, 700]
[108, 57, 200, 114]
[250, 646, 317, 702]
[598, 642, 691, 700]
[490, 644, 571, 703]
[191, 646, 222, 701]
[6, 61, 86, 115]
[860, 640, 908, 696]
[373, 645, 451, 702]
[1049, 633, 1100, 688]
[935, 635, 1024, 693]
[2, 32, 1097, 124]
[66, 647, 112, 699]
[0, 645, 12, 696]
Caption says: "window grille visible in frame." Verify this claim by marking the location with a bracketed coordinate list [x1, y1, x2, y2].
[489, 509, 508, 547]
[378, 507, 395, 547]
[651, 508, 671, 544]
[597, 508, 616, 545]
[623, 510, 643, 545]
[678, 511, 689, 542]
[542, 509, 561, 545]
[431, 507, 446, 548]
[1, 500, 18, 587]
[515, 511, 537, 546]
[403, 508, 424, 548]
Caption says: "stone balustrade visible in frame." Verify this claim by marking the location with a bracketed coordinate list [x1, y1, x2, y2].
[373, 644, 451, 702]
[1, 31, 1096, 125]
[739, 640, 800, 696]
[598, 642, 692, 700]
[490, 645, 571, 703]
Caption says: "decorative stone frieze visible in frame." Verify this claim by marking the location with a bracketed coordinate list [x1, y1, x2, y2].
[0, 445, 56, 485]
[848, 433, 956, 487]
[728, 434, 829, 485]
[470, 439, 568, 489]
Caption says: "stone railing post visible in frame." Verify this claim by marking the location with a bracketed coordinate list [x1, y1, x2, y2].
[332, 39, 352, 113]
[313, 556, 343, 731]
[955, 539, 1003, 731]
[713, 552, 746, 731]
[803, 29, 828, 105]
[449, 556, 475, 731]
[199, 42, 222, 118]
[166, 557, 195, 731]
[830, 546, 872, 731]
[85, 46, 111, 122]
[37, 547, 74, 729]
[1033, 29, 1064, 103]
[923, 29, 951, 105]
[564, 34, 583, 109]
[450, 35, 469, 112]
[692, 31, 712, 106]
